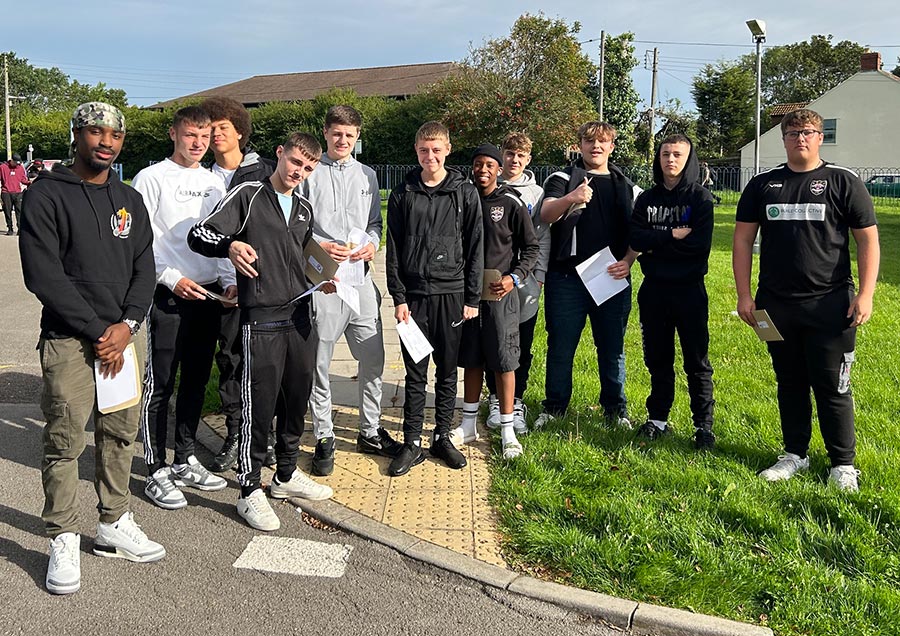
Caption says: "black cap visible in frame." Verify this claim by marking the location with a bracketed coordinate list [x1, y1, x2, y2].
[11, 153, 20, 162]
[471, 143, 502, 165]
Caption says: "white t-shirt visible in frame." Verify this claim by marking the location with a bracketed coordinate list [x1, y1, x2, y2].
[132, 158, 234, 290]
[211, 162, 237, 189]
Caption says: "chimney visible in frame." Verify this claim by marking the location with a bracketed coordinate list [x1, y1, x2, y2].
[860, 51, 882, 72]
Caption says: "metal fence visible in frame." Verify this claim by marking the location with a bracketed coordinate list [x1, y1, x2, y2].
[371, 164, 900, 208]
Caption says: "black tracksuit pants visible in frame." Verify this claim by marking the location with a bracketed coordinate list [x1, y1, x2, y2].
[141, 284, 222, 474]
[216, 307, 243, 438]
[237, 302, 316, 494]
[756, 286, 857, 466]
[637, 279, 714, 430]
[485, 312, 537, 399]
[401, 292, 464, 441]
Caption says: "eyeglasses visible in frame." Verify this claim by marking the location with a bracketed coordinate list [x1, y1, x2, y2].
[783, 129, 822, 140]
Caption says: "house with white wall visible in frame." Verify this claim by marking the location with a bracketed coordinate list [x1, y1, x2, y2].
[740, 52, 900, 188]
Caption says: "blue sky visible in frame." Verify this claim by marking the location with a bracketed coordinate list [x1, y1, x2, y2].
[10, 0, 899, 109]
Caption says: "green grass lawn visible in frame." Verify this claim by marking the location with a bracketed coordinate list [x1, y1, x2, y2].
[490, 205, 900, 635]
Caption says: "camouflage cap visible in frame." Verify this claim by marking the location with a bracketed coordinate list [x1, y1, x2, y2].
[71, 102, 126, 134]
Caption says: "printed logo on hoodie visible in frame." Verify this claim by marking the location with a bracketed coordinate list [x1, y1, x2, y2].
[110, 208, 132, 239]
[646, 204, 691, 229]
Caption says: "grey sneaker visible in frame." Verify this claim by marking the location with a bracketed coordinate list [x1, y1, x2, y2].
[513, 399, 528, 435]
[46, 532, 80, 595]
[93, 512, 166, 562]
[237, 489, 280, 531]
[172, 455, 227, 491]
[829, 465, 860, 492]
[485, 394, 501, 429]
[532, 411, 556, 430]
[759, 453, 810, 482]
[269, 469, 333, 501]
[145, 467, 187, 510]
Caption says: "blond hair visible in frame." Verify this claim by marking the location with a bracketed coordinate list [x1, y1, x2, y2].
[577, 121, 617, 143]
[415, 121, 450, 144]
[502, 132, 533, 154]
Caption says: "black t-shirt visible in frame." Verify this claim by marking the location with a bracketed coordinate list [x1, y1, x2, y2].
[736, 162, 876, 299]
[544, 172, 626, 271]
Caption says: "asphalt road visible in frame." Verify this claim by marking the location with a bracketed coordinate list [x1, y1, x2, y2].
[0, 238, 622, 636]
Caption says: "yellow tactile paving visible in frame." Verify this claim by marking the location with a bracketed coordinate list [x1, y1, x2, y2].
[330, 487, 388, 521]
[382, 488, 473, 530]
[474, 531, 506, 567]
[410, 529, 476, 555]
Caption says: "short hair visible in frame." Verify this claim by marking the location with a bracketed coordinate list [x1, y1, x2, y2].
[172, 105, 210, 130]
[282, 132, 322, 161]
[325, 105, 362, 129]
[501, 132, 533, 154]
[578, 121, 617, 143]
[200, 97, 252, 150]
[659, 134, 692, 148]
[415, 121, 450, 144]
[780, 108, 823, 134]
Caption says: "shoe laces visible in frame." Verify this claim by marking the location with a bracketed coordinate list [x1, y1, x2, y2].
[51, 534, 79, 568]
[114, 512, 149, 545]
[774, 454, 804, 468]
[831, 466, 860, 487]
[151, 470, 179, 495]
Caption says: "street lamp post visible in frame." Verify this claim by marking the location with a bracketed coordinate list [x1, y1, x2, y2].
[746, 19, 766, 176]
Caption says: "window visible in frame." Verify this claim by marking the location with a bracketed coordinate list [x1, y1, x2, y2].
[822, 118, 837, 144]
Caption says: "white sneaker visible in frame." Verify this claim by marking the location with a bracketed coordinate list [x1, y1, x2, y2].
[237, 489, 280, 531]
[502, 440, 524, 459]
[532, 411, 556, 430]
[829, 465, 860, 492]
[513, 399, 528, 435]
[172, 455, 227, 491]
[145, 467, 187, 510]
[93, 512, 166, 562]
[485, 395, 501, 429]
[449, 423, 479, 446]
[269, 469, 333, 501]
[46, 532, 80, 595]
[759, 453, 810, 482]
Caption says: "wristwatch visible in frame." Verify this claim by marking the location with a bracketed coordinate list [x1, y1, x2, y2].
[508, 273, 521, 288]
[123, 319, 141, 335]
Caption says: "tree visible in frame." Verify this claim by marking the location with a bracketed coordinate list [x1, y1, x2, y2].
[892, 57, 900, 77]
[692, 61, 756, 158]
[633, 98, 699, 159]
[754, 35, 867, 105]
[584, 32, 642, 164]
[426, 13, 597, 163]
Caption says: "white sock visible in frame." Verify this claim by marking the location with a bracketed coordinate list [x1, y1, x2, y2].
[453, 401, 479, 439]
[649, 419, 667, 431]
[171, 462, 187, 472]
[500, 413, 517, 446]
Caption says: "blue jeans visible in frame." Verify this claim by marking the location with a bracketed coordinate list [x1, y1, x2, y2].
[542, 270, 631, 417]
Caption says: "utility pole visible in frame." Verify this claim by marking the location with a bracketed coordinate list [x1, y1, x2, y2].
[4, 55, 10, 161]
[597, 31, 606, 120]
[648, 47, 658, 162]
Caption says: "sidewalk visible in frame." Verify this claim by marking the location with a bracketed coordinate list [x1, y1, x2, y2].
[205, 248, 506, 567]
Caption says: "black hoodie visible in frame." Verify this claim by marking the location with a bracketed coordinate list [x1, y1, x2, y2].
[20, 164, 155, 340]
[629, 138, 714, 284]
[386, 167, 484, 307]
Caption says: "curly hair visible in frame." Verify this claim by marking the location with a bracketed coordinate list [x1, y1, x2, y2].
[200, 97, 252, 150]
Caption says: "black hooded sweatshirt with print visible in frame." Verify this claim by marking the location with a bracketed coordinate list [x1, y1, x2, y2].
[629, 137, 714, 284]
[20, 164, 155, 341]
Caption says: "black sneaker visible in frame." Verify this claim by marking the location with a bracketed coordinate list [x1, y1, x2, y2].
[694, 428, 716, 451]
[264, 431, 277, 468]
[357, 427, 403, 458]
[210, 435, 239, 473]
[388, 443, 426, 477]
[429, 432, 467, 470]
[603, 411, 632, 429]
[636, 420, 670, 441]
[312, 437, 335, 476]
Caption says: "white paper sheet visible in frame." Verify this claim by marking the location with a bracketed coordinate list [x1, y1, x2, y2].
[395, 316, 434, 364]
[575, 247, 630, 306]
[335, 228, 372, 288]
[335, 280, 360, 315]
[95, 342, 141, 414]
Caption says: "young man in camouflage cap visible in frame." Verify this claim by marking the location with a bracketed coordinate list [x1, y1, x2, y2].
[21, 102, 166, 595]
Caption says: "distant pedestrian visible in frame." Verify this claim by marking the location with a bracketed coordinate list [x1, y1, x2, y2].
[734, 108, 880, 492]
[1, 153, 31, 234]
[20, 102, 165, 595]
[700, 161, 721, 204]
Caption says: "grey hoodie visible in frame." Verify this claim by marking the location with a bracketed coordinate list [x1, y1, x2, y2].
[500, 169, 549, 322]
[302, 153, 381, 251]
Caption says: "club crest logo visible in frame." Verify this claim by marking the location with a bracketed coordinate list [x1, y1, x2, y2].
[490, 206, 504, 222]
[810, 180, 827, 196]
[111, 207, 132, 238]
[767, 206, 780, 218]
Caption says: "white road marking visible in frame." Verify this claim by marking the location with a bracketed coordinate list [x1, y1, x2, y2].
[233, 536, 353, 578]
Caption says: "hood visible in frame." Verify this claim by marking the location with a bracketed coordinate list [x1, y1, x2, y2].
[40, 163, 123, 238]
[405, 166, 466, 192]
[318, 153, 358, 169]
[500, 169, 537, 188]
[652, 136, 701, 190]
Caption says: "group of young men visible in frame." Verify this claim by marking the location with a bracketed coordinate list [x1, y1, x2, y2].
[20, 98, 878, 597]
